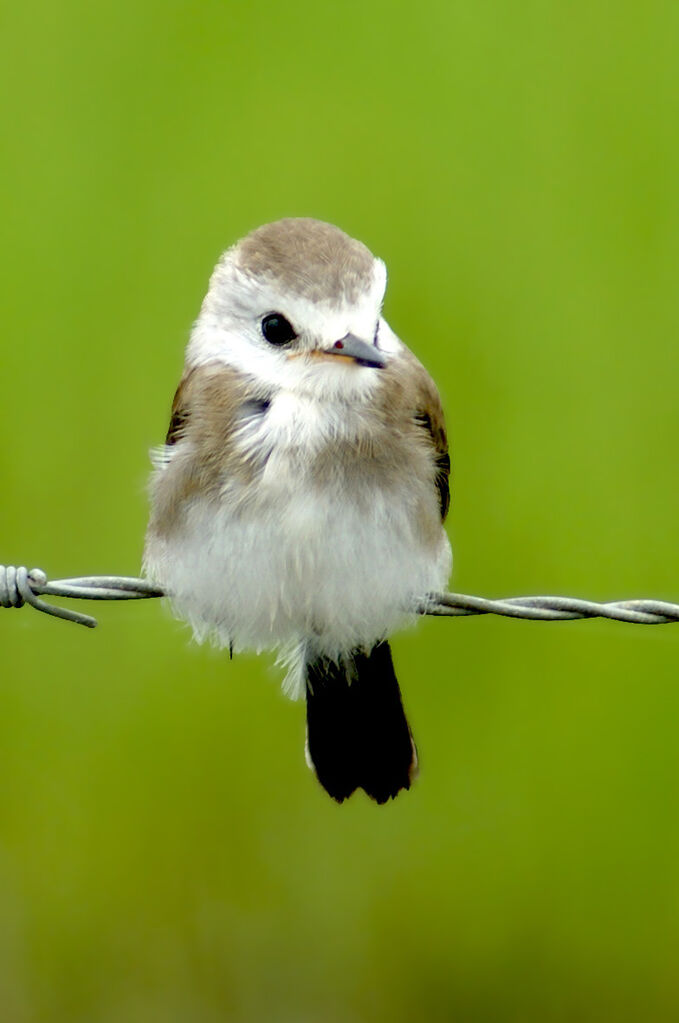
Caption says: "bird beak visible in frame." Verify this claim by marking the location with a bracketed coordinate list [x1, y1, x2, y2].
[322, 333, 388, 369]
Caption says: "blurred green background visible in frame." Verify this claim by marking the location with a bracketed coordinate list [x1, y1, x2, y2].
[2, 1, 679, 1019]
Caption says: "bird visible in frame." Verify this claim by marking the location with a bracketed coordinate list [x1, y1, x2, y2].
[143, 218, 451, 803]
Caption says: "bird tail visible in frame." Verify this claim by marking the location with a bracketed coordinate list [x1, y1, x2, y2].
[304, 641, 418, 804]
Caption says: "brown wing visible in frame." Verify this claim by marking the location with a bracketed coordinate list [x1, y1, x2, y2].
[149, 364, 271, 538]
[414, 409, 450, 521]
[160, 363, 271, 491]
[165, 370, 196, 446]
[406, 356, 450, 522]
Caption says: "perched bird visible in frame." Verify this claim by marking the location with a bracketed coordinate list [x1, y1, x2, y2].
[144, 218, 451, 803]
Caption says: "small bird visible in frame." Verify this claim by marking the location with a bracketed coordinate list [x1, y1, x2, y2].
[144, 218, 451, 803]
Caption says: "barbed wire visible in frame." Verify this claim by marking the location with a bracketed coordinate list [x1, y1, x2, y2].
[2, 565, 679, 630]
[0, 566, 163, 628]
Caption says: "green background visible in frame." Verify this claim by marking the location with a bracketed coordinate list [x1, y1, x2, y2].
[2, 1, 679, 1019]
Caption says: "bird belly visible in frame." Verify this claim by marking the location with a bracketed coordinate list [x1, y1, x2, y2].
[143, 392, 451, 696]
[144, 468, 450, 678]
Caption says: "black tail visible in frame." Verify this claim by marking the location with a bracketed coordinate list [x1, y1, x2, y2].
[305, 641, 418, 804]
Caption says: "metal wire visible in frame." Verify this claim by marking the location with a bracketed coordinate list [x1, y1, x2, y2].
[0, 566, 163, 628]
[2, 564, 678, 630]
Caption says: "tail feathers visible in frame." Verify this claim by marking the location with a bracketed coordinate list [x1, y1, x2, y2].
[305, 641, 417, 804]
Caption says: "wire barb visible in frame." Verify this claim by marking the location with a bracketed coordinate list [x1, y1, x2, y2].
[0, 565, 163, 629]
[2, 565, 679, 630]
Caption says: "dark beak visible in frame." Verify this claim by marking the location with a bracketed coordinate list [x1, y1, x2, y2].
[324, 333, 388, 368]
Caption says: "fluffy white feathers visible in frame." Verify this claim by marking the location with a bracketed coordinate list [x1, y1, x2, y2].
[143, 219, 451, 698]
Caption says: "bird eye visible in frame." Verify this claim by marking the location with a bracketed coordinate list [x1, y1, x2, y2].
[261, 313, 297, 346]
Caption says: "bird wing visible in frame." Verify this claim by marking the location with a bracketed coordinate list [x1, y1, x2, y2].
[165, 368, 196, 446]
[414, 407, 450, 521]
[146, 363, 271, 539]
[401, 354, 450, 522]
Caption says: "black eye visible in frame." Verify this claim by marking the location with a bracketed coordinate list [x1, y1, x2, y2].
[261, 313, 297, 346]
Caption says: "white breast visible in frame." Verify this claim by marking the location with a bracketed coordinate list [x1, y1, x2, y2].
[144, 389, 451, 697]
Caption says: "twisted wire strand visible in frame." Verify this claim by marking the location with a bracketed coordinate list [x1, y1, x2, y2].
[0, 566, 163, 628]
[1, 565, 678, 630]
